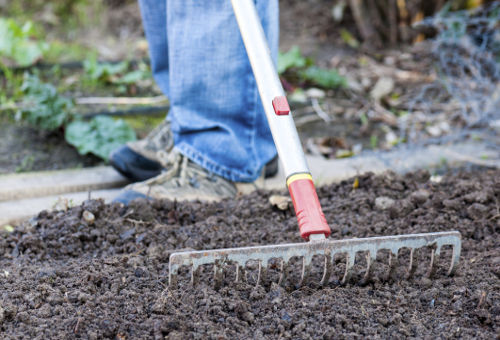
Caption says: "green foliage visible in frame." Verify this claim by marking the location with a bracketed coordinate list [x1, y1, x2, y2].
[17, 74, 137, 160]
[19, 74, 74, 130]
[277, 46, 311, 74]
[0, 70, 24, 109]
[299, 66, 347, 89]
[360, 112, 368, 126]
[83, 57, 128, 84]
[340, 29, 360, 48]
[83, 57, 151, 86]
[278, 46, 346, 89]
[118, 70, 148, 84]
[65, 116, 137, 160]
[15, 155, 35, 173]
[44, 40, 96, 63]
[122, 115, 165, 138]
[0, 18, 48, 67]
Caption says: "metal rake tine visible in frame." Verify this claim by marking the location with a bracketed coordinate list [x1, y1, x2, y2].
[256, 260, 267, 286]
[448, 244, 460, 276]
[320, 254, 332, 286]
[235, 265, 245, 283]
[278, 258, 288, 286]
[427, 248, 439, 278]
[361, 251, 376, 284]
[406, 248, 417, 279]
[386, 251, 398, 281]
[299, 255, 313, 287]
[191, 264, 201, 286]
[341, 252, 355, 285]
[214, 261, 224, 289]
[169, 269, 178, 289]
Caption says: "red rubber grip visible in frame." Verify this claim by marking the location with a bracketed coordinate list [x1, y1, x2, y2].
[288, 179, 331, 240]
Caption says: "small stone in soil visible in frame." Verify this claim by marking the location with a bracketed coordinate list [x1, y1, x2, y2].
[375, 196, 395, 210]
[82, 210, 95, 224]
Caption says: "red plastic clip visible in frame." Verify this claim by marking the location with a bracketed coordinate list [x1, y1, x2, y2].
[272, 96, 290, 115]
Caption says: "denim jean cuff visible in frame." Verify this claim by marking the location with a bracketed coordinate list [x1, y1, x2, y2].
[175, 144, 261, 183]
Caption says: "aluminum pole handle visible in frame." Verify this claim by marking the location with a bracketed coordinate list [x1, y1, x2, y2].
[231, 0, 331, 239]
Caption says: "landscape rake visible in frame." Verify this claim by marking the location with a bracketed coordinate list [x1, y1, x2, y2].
[169, 0, 462, 288]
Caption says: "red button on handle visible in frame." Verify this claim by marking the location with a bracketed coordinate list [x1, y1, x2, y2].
[272, 96, 290, 115]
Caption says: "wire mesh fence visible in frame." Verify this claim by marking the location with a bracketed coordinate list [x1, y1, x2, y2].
[401, 2, 499, 146]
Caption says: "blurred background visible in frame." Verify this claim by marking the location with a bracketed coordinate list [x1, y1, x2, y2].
[0, 0, 498, 174]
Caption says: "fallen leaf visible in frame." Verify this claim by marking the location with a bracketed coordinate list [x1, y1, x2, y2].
[336, 149, 354, 158]
[353, 177, 359, 189]
[2, 225, 14, 233]
[370, 77, 394, 102]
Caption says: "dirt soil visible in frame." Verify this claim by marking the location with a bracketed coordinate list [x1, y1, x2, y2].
[0, 120, 101, 174]
[0, 169, 498, 339]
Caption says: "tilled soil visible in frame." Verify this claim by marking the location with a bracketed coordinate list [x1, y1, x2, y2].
[0, 169, 498, 339]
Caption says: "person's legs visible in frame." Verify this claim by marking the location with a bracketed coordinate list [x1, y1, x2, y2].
[111, 0, 279, 185]
[167, 0, 279, 183]
[137, 0, 169, 95]
[115, 0, 279, 203]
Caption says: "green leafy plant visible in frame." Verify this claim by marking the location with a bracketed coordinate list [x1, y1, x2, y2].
[278, 46, 346, 89]
[65, 116, 137, 160]
[277, 46, 311, 74]
[299, 66, 347, 89]
[117, 69, 148, 84]
[17, 74, 137, 160]
[19, 73, 75, 130]
[83, 57, 151, 88]
[83, 57, 128, 84]
[0, 18, 48, 67]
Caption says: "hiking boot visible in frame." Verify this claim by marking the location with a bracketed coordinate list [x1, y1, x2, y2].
[109, 120, 174, 182]
[110, 119, 279, 182]
[114, 150, 238, 204]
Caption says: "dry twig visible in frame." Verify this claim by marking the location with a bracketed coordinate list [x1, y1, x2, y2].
[311, 98, 333, 123]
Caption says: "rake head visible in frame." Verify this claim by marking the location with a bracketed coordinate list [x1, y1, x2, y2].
[169, 231, 461, 288]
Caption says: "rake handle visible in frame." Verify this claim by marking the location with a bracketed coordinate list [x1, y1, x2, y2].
[231, 0, 331, 240]
[288, 175, 331, 239]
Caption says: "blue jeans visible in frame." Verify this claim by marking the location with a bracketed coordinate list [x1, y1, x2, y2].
[138, 0, 279, 182]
